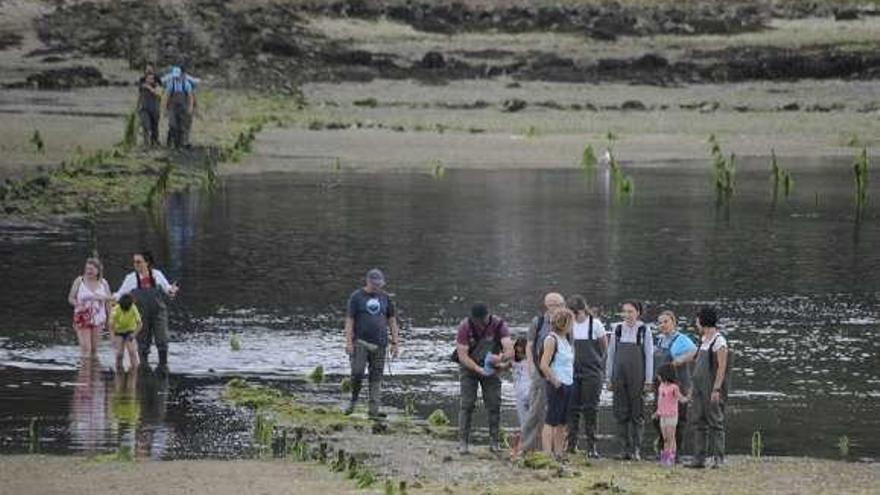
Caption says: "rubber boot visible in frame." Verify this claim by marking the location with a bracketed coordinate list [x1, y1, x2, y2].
[157, 349, 168, 374]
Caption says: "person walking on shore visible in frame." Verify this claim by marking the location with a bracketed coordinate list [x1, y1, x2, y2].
[540, 307, 575, 458]
[652, 310, 696, 459]
[688, 306, 730, 469]
[606, 300, 653, 460]
[455, 303, 513, 454]
[344, 269, 401, 419]
[137, 64, 162, 147]
[521, 292, 565, 453]
[67, 257, 112, 358]
[164, 66, 193, 149]
[566, 295, 607, 457]
[114, 251, 179, 370]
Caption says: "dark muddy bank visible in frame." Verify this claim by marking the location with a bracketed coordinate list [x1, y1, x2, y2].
[31, 1, 880, 91]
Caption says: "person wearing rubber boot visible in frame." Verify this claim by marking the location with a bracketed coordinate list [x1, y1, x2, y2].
[164, 65, 193, 149]
[652, 310, 697, 460]
[344, 269, 400, 419]
[455, 303, 513, 454]
[521, 292, 566, 453]
[606, 300, 654, 461]
[688, 306, 730, 469]
[114, 251, 179, 371]
[566, 295, 607, 457]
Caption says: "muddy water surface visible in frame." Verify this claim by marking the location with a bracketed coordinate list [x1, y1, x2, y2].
[1, 161, 878, 459]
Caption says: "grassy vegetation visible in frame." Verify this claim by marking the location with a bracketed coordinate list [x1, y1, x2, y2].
[0, 91, 303, 217]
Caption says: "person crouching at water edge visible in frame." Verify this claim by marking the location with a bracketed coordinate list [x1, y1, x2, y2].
[344, 268, 401, 418]
[455, 303, 513, 454]
[539, 308, 575, 458]
[688, 306, 730, 469]
[67, 257, 113, 359]
[521, 292, 566, 453]
[114, 251, 179, 370]
[109, 294, 143, 372]
[606, 300, 653, 461]
[566, 295, 607, 458]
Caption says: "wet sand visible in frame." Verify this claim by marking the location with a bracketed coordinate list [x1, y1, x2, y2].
[3, 455, 879, 495]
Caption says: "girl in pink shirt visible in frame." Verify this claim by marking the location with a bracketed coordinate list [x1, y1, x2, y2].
[654, 363, 687, 466]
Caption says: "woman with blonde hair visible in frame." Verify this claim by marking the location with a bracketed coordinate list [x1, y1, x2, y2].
[67, 257, 112, 358]
[540, 307, 575, 457]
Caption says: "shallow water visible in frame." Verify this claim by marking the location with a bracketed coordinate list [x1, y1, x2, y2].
[1, 162, 878, 460]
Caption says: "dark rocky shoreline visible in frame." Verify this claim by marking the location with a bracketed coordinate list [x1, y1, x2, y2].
[15, 0, 880, 92]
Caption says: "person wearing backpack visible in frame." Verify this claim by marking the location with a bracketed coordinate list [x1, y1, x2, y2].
[688, 306, 730, 469]
[566, 295, 607, 458]
[539, 307, 575, 458]
[605, 300, 654, 460]
[652, 310, 697, 460]
[164, 65, 194, 149]
[520, 292, 566, 453]
[455, 303, 513, 454]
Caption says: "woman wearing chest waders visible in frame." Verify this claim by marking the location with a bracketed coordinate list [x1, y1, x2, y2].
[687, 306, 730, 469]
[114, 251, 179, 370]
[652, 310, 697, 461]
[605, 300, 654, 460]
[565, 295, 607, 458]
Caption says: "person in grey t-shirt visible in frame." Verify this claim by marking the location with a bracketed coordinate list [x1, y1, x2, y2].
[344, 268, 401, 418]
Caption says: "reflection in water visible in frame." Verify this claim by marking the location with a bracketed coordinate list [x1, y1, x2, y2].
[135, 368, 170, 459]
[70, 361, 171, 459]
[69, 359, 108, 453]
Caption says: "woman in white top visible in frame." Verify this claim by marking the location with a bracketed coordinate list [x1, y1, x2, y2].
[67, 257, 112, 358]
[114, 251, 178, 368]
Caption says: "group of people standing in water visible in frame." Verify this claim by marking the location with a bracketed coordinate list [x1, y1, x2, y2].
[342, 270, 731, 469]
[459, 292, 731, 468]
[67, 252, 179, 371]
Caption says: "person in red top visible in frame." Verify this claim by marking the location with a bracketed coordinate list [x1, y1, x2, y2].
[456, 303, 513, 454]
[654, 363, 688, 466]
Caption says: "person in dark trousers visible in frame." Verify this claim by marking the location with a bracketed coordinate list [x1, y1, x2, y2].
[113, 251, 179, 370]
[688, 306, 730, 469]
[521, 292, 566, 453]
[137, 64, 162, 147]
[606, 300, 654, 460]
[566, 295, 607, 457]
[652, 310, 697, 460]
[344, 269, 400, 419]
[164, 65, 193, 149]
[455, 303, 513, 454]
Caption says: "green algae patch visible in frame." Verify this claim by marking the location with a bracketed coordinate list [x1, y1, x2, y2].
[223, 379, 369, 433]
[1, 91, 303, 218]
[522, 451, 560, 470]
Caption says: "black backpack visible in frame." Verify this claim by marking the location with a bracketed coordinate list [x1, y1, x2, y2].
[450, 316, 501, 364]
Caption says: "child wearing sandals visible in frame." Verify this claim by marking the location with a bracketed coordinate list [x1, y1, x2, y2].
[654, 363, 688, 466]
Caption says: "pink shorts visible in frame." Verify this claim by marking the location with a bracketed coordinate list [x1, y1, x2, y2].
[659, 416, 678, 428]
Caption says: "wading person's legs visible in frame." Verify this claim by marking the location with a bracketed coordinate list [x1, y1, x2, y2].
[522, 376, 547, 452]
[612, 382, 633, 457]
[347, 343, 368, 413]
[366, 345, 385, 417]
[458, 371, 479, 453]
[566, 375, 585, 451]
[483, 375, 502, 451]
[582, 376, 602, 455]
[707, 400, 726, 465]
[137, 315, 155, 366]
[154, 308, 169, 368]
[125, 337, 140, 370]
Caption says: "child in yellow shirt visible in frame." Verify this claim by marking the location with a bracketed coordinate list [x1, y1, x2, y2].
[109, 294, 143, 371]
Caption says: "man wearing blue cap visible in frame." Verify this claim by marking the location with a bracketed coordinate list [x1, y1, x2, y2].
[344, 268, 401, 418]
